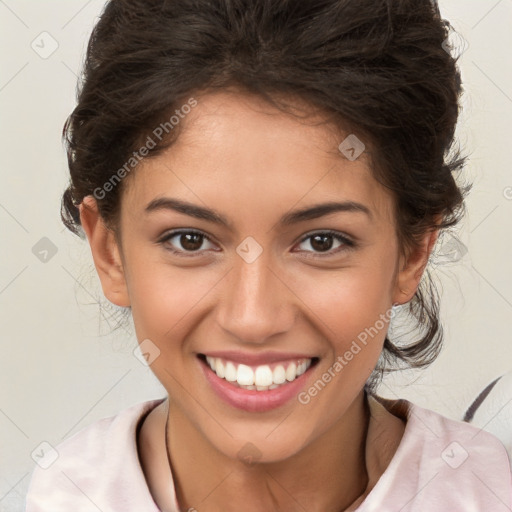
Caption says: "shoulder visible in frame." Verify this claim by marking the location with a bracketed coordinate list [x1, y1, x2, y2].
[25, 398, 165, 512]
[465, 372, 512, 457]
[360, 396, 512, 511]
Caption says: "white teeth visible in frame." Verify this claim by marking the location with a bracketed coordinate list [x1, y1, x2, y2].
[204, 356, 314, 390]
[296, 361, 307, 376]
[273, 365, 286, 384]
[237, 384, 256, 390]
[237, 364, 254, 386]
[225, 361, 237, 382]
[285, 362, 297, 382]
[215, 358, 225, 378]
[254, 365, 273, 387]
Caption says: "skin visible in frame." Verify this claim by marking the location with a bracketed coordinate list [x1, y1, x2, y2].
[80, 90, 438, 511]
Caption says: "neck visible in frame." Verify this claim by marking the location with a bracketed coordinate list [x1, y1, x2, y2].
[166, 390, 370, 512]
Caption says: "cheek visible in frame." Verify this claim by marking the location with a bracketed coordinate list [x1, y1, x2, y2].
[291, 264, 396, 418]
[301, 260, 396, 348]
[125, 253, 219, 343]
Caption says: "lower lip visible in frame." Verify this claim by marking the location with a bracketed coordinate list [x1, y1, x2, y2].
[199, 357, 316, 413]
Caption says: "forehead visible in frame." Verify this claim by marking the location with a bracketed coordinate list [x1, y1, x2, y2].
[175, 90, 349, 166]
[121, 90, 394, 224]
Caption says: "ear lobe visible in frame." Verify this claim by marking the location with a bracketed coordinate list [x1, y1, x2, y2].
[79, 196, 130, 307]
[393, 227, 440, 305]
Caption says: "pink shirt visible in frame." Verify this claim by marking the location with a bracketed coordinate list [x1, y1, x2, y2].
[25, 396, 512, 511]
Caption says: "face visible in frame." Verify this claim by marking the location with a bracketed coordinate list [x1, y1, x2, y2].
[81, 90, 432, 463]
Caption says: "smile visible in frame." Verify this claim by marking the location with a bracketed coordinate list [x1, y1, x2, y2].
[204, 355, 313, 391]
[197, 353, 319, 412]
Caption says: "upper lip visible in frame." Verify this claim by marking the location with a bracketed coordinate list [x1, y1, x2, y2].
[199, 350, 317, 366]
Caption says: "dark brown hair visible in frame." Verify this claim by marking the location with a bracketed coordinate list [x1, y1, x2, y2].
[61, 0, 468, 390]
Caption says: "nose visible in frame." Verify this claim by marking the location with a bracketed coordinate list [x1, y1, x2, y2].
[216, 252, 296, 345]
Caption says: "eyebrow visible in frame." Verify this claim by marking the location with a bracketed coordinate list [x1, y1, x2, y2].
[144, 197, 372, 228]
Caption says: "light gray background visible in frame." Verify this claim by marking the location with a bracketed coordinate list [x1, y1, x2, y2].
[1, 1, 511, 510]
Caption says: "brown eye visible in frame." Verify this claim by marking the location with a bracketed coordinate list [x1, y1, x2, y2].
[180, 233, 204, 251]
[159, 230, 216, 255]
[295, 231, 354, 256]
[309, 234, 334, 252]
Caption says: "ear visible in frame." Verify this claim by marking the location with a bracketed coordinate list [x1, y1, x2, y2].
[393, 226, 440, 305]
[79, 195, 130, 307]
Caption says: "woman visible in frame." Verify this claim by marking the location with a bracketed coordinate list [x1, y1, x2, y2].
[25, 0, 512, 510]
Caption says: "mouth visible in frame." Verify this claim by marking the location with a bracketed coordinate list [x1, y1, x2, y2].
[199, 354, 318, 390]
[197, 353, 320, 412]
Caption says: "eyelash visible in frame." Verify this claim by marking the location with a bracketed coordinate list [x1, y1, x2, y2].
[157, 229, 355, 258]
